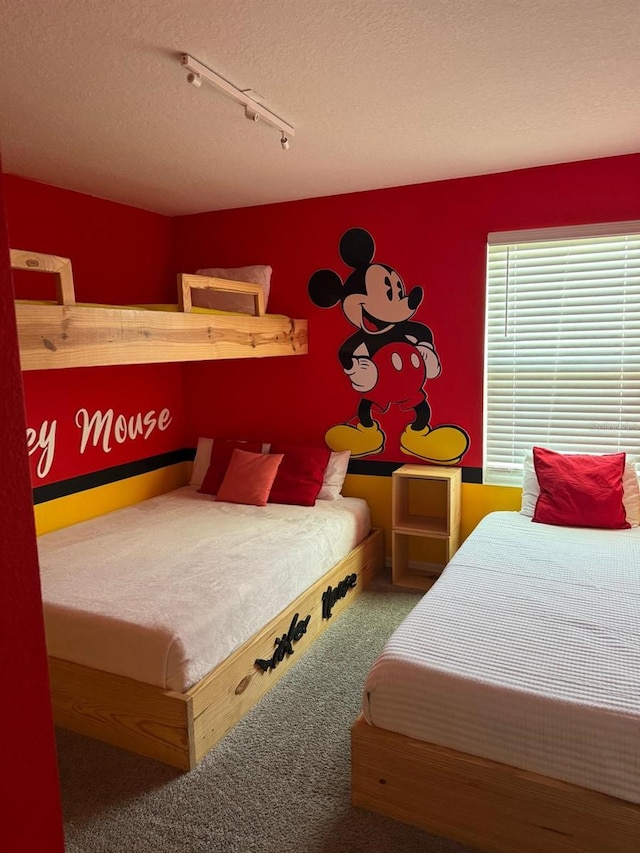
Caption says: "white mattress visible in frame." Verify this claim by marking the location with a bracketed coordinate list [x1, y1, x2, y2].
[363, 511, 640, 803]
[39, 486, 370, 692]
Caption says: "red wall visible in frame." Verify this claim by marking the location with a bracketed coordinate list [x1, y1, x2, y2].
[5, 177, 187, 486]
[5, 174, 175, 304]
[174, 154, 640, 466]
[0, 173, 64, 848]
[8, 155, 639, 476]
[23, 365, 187, 486]
[0, 155, 637, 846]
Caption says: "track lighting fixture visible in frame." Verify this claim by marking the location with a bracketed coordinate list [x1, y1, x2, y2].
[181, 54, 295, 149]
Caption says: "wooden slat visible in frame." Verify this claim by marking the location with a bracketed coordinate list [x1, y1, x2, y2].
[178, 273, 265, 316]
[15, 302, 307, 370]
[351, 716, 640, 853]
[10, 248, 76, 305]
[48, 658, 194, 769]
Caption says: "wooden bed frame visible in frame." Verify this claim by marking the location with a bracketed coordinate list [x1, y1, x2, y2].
[351, 705, 640, 853]
[352, 506, 640, 852]
[48, 528, 383, 769]
[11, 250, 307, 370]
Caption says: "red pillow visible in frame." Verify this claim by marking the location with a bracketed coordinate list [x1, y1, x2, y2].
[199, 439, 262, 495]
[532, 446, 629, 529]
[215, 449, 284, 506]
[268, 443, 331, 507]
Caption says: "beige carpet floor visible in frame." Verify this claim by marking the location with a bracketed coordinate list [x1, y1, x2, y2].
[57, 585, 478, 853]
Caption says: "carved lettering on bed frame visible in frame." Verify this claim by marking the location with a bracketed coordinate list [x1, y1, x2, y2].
[322, 573, 357, 619]
[255, 612, 311, 672]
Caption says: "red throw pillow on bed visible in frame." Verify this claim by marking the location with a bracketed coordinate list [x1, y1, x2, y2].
[199, 439, 262, 495]
[268, 443, 331, 507]
[215, 449, 284, 506]
[532, 446, 629, 529]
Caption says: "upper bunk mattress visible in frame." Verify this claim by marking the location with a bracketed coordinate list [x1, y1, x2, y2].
[39, 486, 370, 692]
[363, 511, 640, 804]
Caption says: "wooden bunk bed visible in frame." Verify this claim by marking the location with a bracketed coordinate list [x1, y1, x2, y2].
[11, 249, 307, 370]
[15, 250, 378, 770]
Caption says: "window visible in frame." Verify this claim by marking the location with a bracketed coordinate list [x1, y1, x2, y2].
[484, 221, 640, 486]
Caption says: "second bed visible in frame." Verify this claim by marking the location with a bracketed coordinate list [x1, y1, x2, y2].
[352, 511, 640, 853]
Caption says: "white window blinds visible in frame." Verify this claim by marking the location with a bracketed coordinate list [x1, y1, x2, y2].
[484, 221, 640, 485]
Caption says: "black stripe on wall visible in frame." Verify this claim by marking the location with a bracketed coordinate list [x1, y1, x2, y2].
[32, 448, 194, 505]
[348, 458, 483, 484]
[32, 447, 482, 505]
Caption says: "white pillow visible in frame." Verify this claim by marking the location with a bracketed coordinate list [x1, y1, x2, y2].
[194, 265, 272, 314]
[520, 449, 640, 527]
[190, 437, 214, 486]
[317, 450, 350, 500]
[190, 437, 270, 487]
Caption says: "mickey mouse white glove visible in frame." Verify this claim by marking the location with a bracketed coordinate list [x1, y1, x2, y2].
[417, 343, 441, 379]
[346, 357, 378, 393]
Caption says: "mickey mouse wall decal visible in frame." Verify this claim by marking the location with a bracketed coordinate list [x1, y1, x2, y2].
[308, 227, 469, 463]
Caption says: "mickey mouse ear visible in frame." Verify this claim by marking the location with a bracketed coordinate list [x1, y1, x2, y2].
[308, 269, 344, 308]
[339, 228, 375, 269]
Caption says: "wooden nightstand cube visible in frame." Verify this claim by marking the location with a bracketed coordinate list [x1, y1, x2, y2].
[391, 464, 461, 591]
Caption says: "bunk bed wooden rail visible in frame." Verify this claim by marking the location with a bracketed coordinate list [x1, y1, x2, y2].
[11, 250, 308, 370]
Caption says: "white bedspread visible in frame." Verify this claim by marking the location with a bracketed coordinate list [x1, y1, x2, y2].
[39, 487, 370, 692]
[363, 511, 640, 803]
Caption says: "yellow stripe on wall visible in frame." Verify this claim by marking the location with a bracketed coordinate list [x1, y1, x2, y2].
[460, 482, 522, 541]
[342, 473, 522, 559]
[35, 464, 522, 546]
[34, 462, 191, 536]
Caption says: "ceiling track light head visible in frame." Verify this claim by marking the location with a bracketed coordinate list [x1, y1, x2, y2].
[280, 133, 290, 151]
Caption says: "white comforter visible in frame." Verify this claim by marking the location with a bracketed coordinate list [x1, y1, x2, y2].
[363, 511, 640, 803]
[39, 487, 370, 692]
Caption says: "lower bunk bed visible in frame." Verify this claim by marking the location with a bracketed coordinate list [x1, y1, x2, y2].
[37, 486, 383, 769]
[351, 511, 640, 853]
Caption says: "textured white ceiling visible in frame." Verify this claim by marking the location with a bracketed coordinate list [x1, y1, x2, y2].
[0, 0, 638, 215]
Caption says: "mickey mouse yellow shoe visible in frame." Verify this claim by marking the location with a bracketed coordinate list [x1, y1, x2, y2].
[400, 424, 469, 464]
[325, 422, 385, 457]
